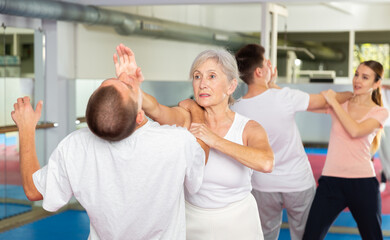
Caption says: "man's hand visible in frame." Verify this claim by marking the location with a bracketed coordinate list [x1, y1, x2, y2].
[11, 96, 42, 131]
[113, 43, 144, 83]
[267, 60, 280, 89]
[321, 89, 337, 106]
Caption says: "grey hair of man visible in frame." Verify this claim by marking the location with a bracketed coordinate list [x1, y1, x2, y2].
[189, 49, 239, 105]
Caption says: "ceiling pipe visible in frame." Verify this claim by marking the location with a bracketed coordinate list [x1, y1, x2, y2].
[0, 0, 344, 61]
[0, 0, 257, 50]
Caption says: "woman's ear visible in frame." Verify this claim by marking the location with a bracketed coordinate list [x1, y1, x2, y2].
[228, 78, 238, 95]
[374, 79, 382, 90]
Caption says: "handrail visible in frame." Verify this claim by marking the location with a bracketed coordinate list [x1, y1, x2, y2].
[76, 117, 86, 124]
[0, 121, 57, 134]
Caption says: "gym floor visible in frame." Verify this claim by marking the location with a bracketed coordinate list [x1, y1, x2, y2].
[1, 148, 390, 239]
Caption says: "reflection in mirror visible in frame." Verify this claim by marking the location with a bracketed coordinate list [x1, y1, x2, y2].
[0, 27, 34, 221]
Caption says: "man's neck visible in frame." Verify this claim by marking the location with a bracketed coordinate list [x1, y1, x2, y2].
[135, 118, 148, 130]
[243, 83, 268, 99]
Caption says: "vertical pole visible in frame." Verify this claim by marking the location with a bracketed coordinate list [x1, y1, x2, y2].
[348, 30, 355, 79]
[261, 3, 270, 59]
[271, 11, 278, 67]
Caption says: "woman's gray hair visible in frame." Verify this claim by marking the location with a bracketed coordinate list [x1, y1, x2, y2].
[189, 49, 239, 105]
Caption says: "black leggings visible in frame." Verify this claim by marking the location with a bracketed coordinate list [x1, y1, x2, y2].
[303, 176, 382, 240]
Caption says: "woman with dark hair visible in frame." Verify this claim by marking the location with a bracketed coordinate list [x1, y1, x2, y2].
[303, 60, 389, 240]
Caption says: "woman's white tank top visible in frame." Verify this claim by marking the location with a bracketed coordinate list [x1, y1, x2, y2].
[185, 113, 253, 209]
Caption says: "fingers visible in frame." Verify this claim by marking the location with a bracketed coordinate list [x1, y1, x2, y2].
[118, 46, 125, 65]
[125, 46, 136, 63]
[35, 100, 43, 115]
[115, 44, 125, 66]
[17, 97, 24, 105]
[119, 44, 129, 63]
[14, 96, 35, 110]
[136, 67, 144, 82]
[23, 96, 30, 105]
[189, 124, 201, 138]
[10, 111, 16, 124]
[190, 123, 202, 128]
[125, 46, 134, 57]
[113, 53, 118, 65]
[113, 53, 120, 76]
[13, 102, 19, 111]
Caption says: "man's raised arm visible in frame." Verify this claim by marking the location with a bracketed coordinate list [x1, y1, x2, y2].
[11, 97, 43, 201]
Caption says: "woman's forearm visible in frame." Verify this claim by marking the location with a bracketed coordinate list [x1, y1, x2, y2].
[213, 138, 274, 173]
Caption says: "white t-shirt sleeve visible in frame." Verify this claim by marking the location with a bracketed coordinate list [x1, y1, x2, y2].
[283, 87, 310, 112]
[33, 145, 73, 212]
[184, 134, 205, 195]
[382, 89, 390, 126]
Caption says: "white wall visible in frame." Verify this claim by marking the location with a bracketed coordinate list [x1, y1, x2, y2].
[208, 2, 390, 32]
[283, 2, 390, 32]
[74, 5, 224, 80]
[75, 25, 219, 80]
[66, 2, 390, 80]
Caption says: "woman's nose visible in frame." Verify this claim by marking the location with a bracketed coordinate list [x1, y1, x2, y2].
[199, 78, 208, 89]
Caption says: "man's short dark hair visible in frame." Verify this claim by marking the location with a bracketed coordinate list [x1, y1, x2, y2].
[86, 85, 138, 141]
[235, 44, 265, 85]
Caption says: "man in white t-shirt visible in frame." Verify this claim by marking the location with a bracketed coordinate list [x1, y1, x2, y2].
[11, 45, 208, 240]
[379, 85, 390, 192]
[232, 44, 352, 240]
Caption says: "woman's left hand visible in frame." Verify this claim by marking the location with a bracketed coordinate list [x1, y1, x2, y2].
[189, 123, 219, 147]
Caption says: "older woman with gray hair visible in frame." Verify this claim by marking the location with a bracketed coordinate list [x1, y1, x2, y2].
[115, 44, 274, 239]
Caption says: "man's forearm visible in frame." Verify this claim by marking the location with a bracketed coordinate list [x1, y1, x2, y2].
[19, 129, 43, 201]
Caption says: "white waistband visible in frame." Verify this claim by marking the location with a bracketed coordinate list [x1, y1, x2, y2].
[185, 193, 254, 214]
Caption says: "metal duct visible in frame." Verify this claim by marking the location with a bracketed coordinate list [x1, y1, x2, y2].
[0, 0, 258, 50]
[0, 0, 344, 61]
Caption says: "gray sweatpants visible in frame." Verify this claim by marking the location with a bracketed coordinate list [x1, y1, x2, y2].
[252, 186, 316, 240]
[379, 126, 390, 178]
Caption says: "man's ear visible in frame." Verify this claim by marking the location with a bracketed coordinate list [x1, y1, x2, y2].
[136, 110, 145, 124]
[254, 67, 262, 78]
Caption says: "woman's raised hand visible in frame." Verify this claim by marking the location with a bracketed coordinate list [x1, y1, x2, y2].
[189, 123, 219, 147]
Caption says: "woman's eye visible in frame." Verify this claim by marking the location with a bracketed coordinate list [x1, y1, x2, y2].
[194, 75, 200, 79]
[210, 74, 216, 79]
